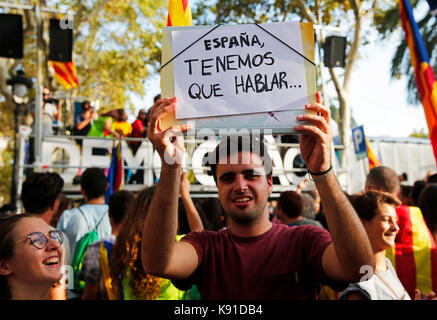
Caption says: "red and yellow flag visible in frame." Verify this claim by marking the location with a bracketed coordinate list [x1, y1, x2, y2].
[399, 0, 437, 166]
[386, 205, 437, 297]
[366, 139, 381, 170]
[49, 61, 79, 90]
[167, 0, 192, 26]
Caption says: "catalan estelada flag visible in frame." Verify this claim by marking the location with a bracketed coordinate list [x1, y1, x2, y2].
[386, 205, 437, 297]
[105, 140, 123, 203]
[399, 0, 437, 166]
[167, 0, 192, 26]
[49, 61, 79, 90]
[366, 139, 381, 170]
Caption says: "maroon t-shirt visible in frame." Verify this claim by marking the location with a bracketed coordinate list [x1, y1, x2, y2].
[173, 223, 347, 300]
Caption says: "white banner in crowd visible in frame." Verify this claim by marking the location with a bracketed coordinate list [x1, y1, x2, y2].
[40, 136, 310, 188]
[37, 136, 435, 193]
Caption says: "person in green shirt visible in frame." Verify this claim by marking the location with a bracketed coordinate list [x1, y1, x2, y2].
[87, 109, 120, 138]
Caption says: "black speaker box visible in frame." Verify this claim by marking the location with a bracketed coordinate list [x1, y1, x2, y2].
[49, 18, 73, 62]
[0, 14, 23, 59]
[323, 36, 346, 68]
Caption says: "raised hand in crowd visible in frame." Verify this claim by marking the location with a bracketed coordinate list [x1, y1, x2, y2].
[147, 97, 191, 168]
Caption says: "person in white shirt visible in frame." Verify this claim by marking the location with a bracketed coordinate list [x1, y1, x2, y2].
[340, 191, 413, 300]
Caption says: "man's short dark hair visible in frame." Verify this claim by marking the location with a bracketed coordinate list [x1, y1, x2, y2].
[411, 180, 426, 206]
[419, 184, 437, 232]
[366, 166, 400, 195]
[427, 173, 437, 184]
[348, 190, 401, 221]
[108, 190, 135, 225]
[153, 94, 161, 103]
[80, 168, 107, 200]
[21, 172, 64, 214]
[277, 191, 302, 219]
[207, 135, 272, 184]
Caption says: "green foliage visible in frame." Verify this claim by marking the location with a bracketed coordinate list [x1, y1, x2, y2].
[410, 128, 429, 138]
[192, 0, 356, 25]
[375, 0, 436, 105]
[0, 101, 13, 206]
[61, 0, 167, 112]
[0, 0, 167, 203]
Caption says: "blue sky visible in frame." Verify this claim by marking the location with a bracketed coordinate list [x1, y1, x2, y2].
[327, 29, 428, 138]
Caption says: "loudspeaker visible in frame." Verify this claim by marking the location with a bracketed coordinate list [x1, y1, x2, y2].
[0, 14, 23, 59]
[49, 18, 73, 62]
[323, 36, 346, 68]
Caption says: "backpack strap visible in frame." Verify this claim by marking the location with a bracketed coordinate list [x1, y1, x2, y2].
[77, 207, 90, 228]
[78, 206, 107, 232]
[94, 211, 107, 231]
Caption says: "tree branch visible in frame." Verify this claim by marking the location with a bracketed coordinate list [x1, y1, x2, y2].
[0, 60, 14, 106]
[295, 0, 317, 24]
[343, 0, 362, 90]
[75, 0, 112, 38]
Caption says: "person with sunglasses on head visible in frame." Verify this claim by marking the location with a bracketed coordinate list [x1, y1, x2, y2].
[0, 214, 64, 300]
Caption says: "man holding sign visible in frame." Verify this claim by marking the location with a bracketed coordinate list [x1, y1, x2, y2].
[141, 92, 375, 300]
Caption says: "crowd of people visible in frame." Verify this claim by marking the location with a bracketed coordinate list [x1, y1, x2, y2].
[73, 94, 161, 143]
[1, 93, 437, 301]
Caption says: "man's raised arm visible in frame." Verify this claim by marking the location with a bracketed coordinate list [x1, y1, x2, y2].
[294, 92, 375, 282]
[141, 97, 198, 279]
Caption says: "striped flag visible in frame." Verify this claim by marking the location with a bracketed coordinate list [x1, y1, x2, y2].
[399, 0, 437, 166]
[386, 205, 437, 297]
[167, 0, 192, 26]
[366, 139, 381, 170]
[49, 61, 79, 90]
[105, 140, 123, 203]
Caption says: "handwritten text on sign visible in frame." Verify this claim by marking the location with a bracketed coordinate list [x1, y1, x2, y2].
[172, 22, 308, 119]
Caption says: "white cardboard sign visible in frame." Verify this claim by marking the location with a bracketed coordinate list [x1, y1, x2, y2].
[171, 22, 308, 119]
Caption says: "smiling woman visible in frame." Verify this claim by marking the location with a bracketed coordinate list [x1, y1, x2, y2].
[0, 214, 65, 300]
[339, 191, 411, 300]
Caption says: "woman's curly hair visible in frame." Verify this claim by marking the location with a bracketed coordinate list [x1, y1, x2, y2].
[110, 185, 162, 299]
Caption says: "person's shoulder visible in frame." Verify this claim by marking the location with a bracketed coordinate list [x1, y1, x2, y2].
[384, 258, 397, 274]
[57, 207, 86, 233]
[184, 229, 221, 238]
[180, 229, 226, 245]
[300, 218, 324, 228]
[279, 223, 331, 244]
[279, 222, 325, 234]
[81, 204, 109, 215]
[58, 207, 81, 222]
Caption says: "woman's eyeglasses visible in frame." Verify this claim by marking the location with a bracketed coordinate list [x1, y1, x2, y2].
[13, 230, 64, 249]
